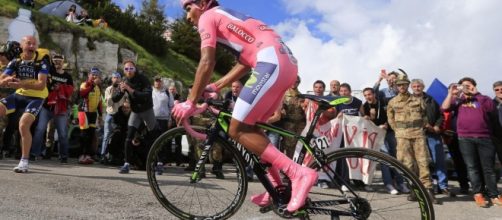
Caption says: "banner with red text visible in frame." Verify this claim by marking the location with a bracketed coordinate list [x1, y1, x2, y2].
[342, 115, 386, 184]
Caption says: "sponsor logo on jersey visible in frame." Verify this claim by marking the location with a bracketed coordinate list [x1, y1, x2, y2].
[201, 33, 211, 41]
[226, 23, 255, 43]
[258, 25, 272, 31]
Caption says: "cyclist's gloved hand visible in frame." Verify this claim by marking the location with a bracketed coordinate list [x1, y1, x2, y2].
[172, 100, 195, 123]
[202, 83, 219, 100]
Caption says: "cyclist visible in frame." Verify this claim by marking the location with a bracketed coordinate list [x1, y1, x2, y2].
[174, 0, 317, 212]
[0, 36, 48, 173]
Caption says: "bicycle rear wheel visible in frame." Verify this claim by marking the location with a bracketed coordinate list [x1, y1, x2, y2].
[146, 126, 248, 219]
[307, 148, 434, 220]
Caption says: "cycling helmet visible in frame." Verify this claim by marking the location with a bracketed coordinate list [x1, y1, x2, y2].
[180, 0, 215, 11]
[181, 0, 197, 8]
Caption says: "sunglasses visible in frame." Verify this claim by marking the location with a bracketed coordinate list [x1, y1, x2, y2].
[495, 88, 502, 92]
[124, 67, 136, 72]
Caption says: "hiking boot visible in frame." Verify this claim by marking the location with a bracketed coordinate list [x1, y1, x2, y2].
[428, 189, 441, 205]
[440, 188, 456, 197]
[155, 162, 164, 175]
[491, 195, 502, 207]
[13, 160, 29, 173]
[474, 193, 489, 208]
[119, 163, 130, 174]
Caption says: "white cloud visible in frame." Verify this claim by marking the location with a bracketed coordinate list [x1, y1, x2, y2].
[276, 0, 502, 95]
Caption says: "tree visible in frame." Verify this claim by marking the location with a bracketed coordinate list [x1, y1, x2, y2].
[168, 16, 236, 74]
[139, 0, 166, 27]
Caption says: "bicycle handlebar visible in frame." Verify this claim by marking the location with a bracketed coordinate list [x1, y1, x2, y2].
[181, 103, 208, 140]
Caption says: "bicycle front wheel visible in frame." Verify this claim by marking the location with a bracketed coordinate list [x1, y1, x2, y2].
[308, 148, 435, 220]
[146, 126, 248, 219]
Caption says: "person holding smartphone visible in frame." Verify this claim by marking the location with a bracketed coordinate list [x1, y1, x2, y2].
[441, 77, 501, 207]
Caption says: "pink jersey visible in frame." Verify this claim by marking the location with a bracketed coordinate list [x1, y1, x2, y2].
[198, 7, 282, 67]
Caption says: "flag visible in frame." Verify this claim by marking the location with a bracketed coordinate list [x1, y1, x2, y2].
[426, 78, 448, 104]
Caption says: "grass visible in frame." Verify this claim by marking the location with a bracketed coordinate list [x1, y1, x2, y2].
[0, 0, 207, 84]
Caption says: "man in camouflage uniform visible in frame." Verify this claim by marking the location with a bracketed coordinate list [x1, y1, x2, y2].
[281, 76, 306, 158]
[387, 73, 439, 204]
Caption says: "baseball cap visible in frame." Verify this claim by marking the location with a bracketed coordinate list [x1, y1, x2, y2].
[111, 72, 122, 78]
[52, 54, 64, 60]
[90, 67, 101, 75]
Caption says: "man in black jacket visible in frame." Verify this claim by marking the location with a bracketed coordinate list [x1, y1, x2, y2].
[113, 60, 158, 174]
[411, 79, 455, 197]
[491, 81, 502, 169]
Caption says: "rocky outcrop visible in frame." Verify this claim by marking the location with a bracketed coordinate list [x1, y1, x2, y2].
[0, 17, 13, 43]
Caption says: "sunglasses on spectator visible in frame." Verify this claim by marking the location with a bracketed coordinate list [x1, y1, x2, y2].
[495, 88, 502, 92]
[124, 67, 135, 71]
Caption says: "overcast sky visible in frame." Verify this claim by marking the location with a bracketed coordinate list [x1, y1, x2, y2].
[113, 0, 501, 96]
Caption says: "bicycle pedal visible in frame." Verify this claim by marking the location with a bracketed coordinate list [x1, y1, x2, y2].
[259, 205, 273, 213]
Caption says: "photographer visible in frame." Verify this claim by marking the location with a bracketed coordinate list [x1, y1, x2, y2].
[101, 72, 127, 163]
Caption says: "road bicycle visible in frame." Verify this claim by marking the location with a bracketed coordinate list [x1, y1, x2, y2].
[146, 95, 434, 219]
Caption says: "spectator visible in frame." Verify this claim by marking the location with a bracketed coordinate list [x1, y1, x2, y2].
[113, 60, 158, 174]
[93, 16, 109, 28]
[362, 87, 407, 195]
[101, 72, 126, 163]
[303, 80, 336, 189]
[442, 77, 501, 207]
[0, 36, 49, 172]
[328, 80, 340, 96]
[107, 101, 132, 164]
[336, 83, 363, 117]
[411, 79, 455, 197]
[441, 83, 470, 194]
[152, 76, 174, 135]
[491, 81, 502, 170]
[373, 69, 408, 194]
[77, 67, 103, 164]
[312, 80, 325, 96]
[65, 4, 79, 24]
[387, 73, 439, 204]
[303, 80, 335, 125]
[336, 83, 371, 192]
[374, 69, 399, 106]
[281, 75, 306, 158]
[31, 54, 74, 163]
[152, 76, 175, 173]
[77, 10, 93, 26]
[223, 81, 242, 109]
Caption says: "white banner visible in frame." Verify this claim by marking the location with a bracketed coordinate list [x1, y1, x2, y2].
[342, 115, 386, 184]
[292, 101, 386, 184]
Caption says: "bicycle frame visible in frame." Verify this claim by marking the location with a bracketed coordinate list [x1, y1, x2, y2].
[189, 97, 357, 216]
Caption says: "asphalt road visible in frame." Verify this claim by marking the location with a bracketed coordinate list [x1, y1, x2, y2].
[1, 158, 502, 220]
